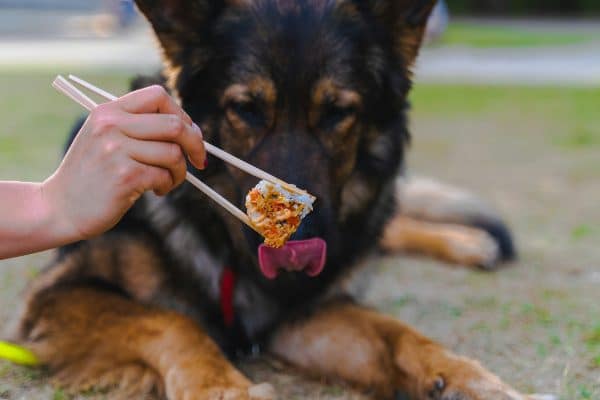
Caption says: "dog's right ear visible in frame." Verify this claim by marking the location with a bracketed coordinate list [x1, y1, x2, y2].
[134, 0, 227, 68]
[352, 0, 437, 68]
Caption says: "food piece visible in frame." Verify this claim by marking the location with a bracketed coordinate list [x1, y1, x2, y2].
[245, 180, 315, 248]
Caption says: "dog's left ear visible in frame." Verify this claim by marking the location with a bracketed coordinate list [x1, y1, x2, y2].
[134, 0, 229, 69]
[353, 0, 437, 67]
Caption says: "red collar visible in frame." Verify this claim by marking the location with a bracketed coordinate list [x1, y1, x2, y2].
[220, 267, 236, 327]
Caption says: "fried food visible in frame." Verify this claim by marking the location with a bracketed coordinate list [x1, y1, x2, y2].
[245, 180, 315, 248]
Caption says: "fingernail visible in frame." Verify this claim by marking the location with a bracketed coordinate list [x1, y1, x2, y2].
[203, 159, 208, 169]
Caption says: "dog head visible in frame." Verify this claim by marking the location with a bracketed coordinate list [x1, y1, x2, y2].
[135, 0, 435, 290]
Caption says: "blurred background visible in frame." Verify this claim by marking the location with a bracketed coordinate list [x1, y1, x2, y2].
[0, 1, 598, 399]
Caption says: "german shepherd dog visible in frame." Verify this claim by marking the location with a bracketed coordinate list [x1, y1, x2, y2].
[14, 1, 539, 399]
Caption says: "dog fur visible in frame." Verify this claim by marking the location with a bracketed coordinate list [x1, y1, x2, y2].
[12, 1, 538, 399]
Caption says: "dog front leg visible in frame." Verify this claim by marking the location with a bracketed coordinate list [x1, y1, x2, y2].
[381, 176, 517, 268]
[380, 215, 501, 269]
[269, 301, 542, 400]
[17, 286, 273, 400]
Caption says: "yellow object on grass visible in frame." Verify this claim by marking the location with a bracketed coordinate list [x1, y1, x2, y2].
[0, 340, 39, 366]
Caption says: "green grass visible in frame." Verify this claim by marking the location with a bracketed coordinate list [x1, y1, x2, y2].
[410, 84, 600, 150]
[0, 70, 131, 181]
[572, 224, 597, 240]
[441, 22, 593, 48]
[52, 388, 69, 400]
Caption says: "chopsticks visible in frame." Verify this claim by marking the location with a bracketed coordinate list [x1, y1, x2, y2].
[52, 75, 259, 230]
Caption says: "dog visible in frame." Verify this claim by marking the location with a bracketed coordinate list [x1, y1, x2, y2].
[13, 1, 537, 399]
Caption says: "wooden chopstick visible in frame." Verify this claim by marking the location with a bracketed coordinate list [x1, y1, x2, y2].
[68, 74, 118, 102]
[52, 75, 257, 231]
[67, 74, 315, 202]
[181, 173, 254, 228]
[53, 76, 97, 111]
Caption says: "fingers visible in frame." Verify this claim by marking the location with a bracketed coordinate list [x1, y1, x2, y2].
[117, 112, 206, 169]
[125, 137, 188, 188]
[115, 85, 192, 125]
[119, 160, 174, 197]
[139, 164, 174, 196]
[85, 85, 207, 197]
[100, 85, 206, 169]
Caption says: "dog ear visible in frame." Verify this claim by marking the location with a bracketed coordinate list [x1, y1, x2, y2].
[354, 0, 437, 67]
[134, 0, 228, 68]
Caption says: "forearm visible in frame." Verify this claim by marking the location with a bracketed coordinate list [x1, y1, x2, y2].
[0, 181, 77, 260]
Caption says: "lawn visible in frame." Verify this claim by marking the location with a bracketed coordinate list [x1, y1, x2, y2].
[0, 70, 599, 399]
[0, 71, 131, 181]
[441, 22, 595, 48]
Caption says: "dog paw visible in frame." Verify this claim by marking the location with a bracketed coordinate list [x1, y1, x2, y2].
[167, 382, 275, 400]
[168, 385, 236, 400]
[418, 355, 537, 400]
[422, 375, 525, 400]
[431, 377, 556, 400]
[446, 229, 500, 270]
[201, 387, 249, 400]
[248, 383, 276, 399]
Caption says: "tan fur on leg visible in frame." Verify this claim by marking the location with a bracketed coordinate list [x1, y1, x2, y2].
[270, 301, 535, 400]
[52, 363, 162, 400]
[380, 215, 500, 268]
[17, 287, 271, 400]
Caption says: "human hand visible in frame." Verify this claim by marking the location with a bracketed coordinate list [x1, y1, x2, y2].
[42, 85, 205, 241]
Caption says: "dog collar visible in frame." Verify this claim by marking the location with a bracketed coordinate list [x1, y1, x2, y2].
[220, 266, 236, 327]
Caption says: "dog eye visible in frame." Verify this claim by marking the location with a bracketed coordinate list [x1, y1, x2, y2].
[228, 101, 265, 127]
[319, 105, 356, 131]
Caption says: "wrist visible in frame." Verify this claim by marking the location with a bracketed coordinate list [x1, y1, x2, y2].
[38, 177, 82, 246]
[0, 180, 80, 259]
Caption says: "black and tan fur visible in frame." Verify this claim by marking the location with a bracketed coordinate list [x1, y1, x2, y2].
[13, 1, 533, 399]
